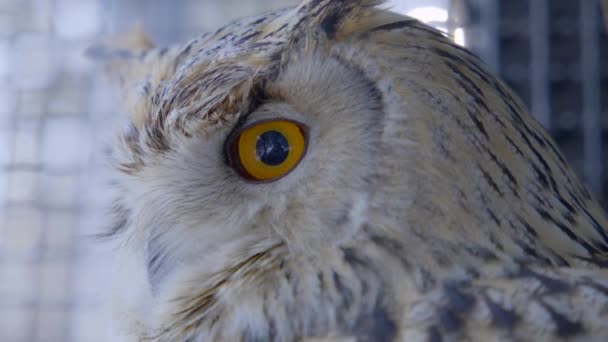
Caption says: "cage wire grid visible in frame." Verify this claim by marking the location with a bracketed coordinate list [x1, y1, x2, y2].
[0, 1, 606, 341]
[465, 0, 607, 205]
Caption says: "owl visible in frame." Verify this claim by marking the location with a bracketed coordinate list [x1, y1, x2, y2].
[93, 0, 608, 341]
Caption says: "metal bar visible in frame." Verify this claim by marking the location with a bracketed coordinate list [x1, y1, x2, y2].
[529, 0, 551, 130]
[580, 0, 603, 196]
[480, 0, 500, 72]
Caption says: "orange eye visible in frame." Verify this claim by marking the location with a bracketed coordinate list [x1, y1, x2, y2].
[227, 119, 308, 182]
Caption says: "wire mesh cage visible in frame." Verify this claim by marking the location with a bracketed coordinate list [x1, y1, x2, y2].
[464, 0, 608, 207]
[0, 1, 606, 341]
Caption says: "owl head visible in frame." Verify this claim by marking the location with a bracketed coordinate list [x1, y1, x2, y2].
[98, 0, 390, 296]
[95, 0, 608, 339]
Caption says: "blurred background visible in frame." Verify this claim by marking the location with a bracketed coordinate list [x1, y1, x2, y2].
[0, 0, 606, 341]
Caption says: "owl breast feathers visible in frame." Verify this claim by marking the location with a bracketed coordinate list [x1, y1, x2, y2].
[95, 0, 608, 341]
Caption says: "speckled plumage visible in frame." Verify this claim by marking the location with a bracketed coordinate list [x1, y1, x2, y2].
[97, 1, 608, 341]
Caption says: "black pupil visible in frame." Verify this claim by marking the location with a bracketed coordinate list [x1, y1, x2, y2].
[256, 131, 290, 166]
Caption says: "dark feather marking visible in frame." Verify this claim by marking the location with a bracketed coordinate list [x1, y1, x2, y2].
[538, 300, 584, 337]
[483, 295, 519, 329]
[484, 201, 501, 226]
[580, 206, 608, 246]
[145, 125, 171, 152]
[529, 189, 552, 209]
[249, 17, 267, 26]
[333, 271, 353, 310]
[250, 41, 274, 49]
[110, 212, 129, 236]
[173, 43, 193, 71]
[562, 212, 577, 228]
[142, 81, 151, 95]
[594, 242, 608, 254]
[536, 207, 601, 255]
[368, 233, 413, 270]
[501, 90, 526, 125]
[513, 267, 570, 294]
[468, 110, 489, 139]
[435, 49, 506, 125]
[480, 144, 519, 191]
[308, 0, 323, 9]
[544, 165, 560, 196]
[236, 31, 259, 45]
[317, 272, 326, 292]
[558, 197, 576, 214]
[464, 245, 499, 261]
[320, 11, 341, 38]
[369, 20, 418, 32]
[444, 60, 494, 135]
[261, 293, 276, 341]
[427, 326, 443, 342]
[435, 135, 455, 160]
[514, 239, 553, 265]
[444, 61, 485, 102]
[568, 190, 586, 208]
[525, 124, 548, 148]
[488, 231, 505, 252]
[340, 248, 381, 299]
[438, 282, 476, 332]
[101, 204, 130, 238]
[447, 45, 494, 88]
[342, 247, 369, 267]
[508, 115, 562, 192]
[123, 122, 144, 155]
[548, 250, 571, 267]
[479, 166, 504, 197]
[354, 306, 397, 342]
[146, 231, 173, 293]
[516, 216, 539, 238]
[531, 163, 550, 189]
[332, 207, 351, 227]
[444, 282, 475, 312]
[437, 309, 462, 333]
[264, 23, 289, 38]
[520, 133, 559, 193]
[505, 134, 525, 157]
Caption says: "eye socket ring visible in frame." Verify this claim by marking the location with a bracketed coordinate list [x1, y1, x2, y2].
[226, 119, 309, 183]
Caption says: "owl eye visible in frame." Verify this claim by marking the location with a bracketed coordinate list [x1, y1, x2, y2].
[227, 119, 308, 182]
